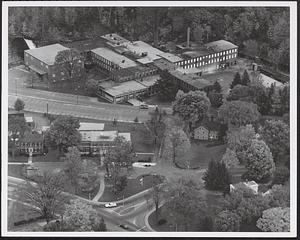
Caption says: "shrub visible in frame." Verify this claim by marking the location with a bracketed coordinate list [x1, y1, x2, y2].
[14, 98, 25, 111]
[134, 117, 139, 123]
[201, 216, 213, 231]
[272, 166, 290, 185]
[158, 218, 167, 225]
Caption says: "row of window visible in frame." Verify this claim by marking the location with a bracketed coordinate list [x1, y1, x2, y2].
[181, 54, 237, 69]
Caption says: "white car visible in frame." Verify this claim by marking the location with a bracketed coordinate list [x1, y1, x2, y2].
[105, 202, 117, 208]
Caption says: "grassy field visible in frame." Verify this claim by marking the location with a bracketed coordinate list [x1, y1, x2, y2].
[99, 174, 163, 202]
[175, 141, 227, 169]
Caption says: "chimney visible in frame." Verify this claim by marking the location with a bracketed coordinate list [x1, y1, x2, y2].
[187, 27, 190, 48]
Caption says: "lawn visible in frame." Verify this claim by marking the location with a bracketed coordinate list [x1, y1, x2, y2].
[99, 174, 164, 202]
[79, 118, 155, 153]
[144, 95, 173, 107]
[8, 149, 61, 163]
[8, 164, 26, 179]
[175, 141, 227, 169]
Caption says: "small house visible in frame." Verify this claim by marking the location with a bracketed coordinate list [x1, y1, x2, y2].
[194, 120, 221, 140]
[230, 181, 259, 195]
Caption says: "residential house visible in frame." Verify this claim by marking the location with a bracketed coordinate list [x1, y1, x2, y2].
[17, 131, 44, 155]
[230, 181, 259, 195]
[194, 120, 222, 140]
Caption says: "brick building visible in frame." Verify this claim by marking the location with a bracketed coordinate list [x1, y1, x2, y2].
[24, 43, 84, 83]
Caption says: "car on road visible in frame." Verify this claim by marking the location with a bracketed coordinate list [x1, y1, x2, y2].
[119, 224, 129, 230]
[143, 163, 152, 167]
[104, 202, 117, 208]
[139, 104, 149, 110]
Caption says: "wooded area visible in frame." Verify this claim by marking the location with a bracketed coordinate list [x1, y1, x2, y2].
[8, 7, 289, 70]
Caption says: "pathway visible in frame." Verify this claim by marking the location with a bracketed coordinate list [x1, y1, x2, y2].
[92, 172, 106, 202]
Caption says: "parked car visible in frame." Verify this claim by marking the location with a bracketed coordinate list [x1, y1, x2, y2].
[119, 224, 129, 230]
[104, 202, 117, 208]
[139, 104, 149, 110]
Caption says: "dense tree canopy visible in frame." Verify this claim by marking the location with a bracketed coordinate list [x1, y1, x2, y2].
[44, 115, 81, 153]
[14, 98, 25, 111]
[214, 210, 241, 232]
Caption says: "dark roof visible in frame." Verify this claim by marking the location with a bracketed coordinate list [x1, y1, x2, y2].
[198, 119, 222, 131]
[63, 38, 107, 53]
[21, 132, 43, 143]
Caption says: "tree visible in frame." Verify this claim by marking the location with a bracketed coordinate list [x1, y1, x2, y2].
[14, 98, 25, 111]
[64, 147, 83, 194]
[20, 172, 66, 224]
[227, 124, 257, 163]
[147, 109, 166, 146]
[164, 126, 191, 163]
[165, 178, 207, 231]
[221, 148, 239, 169]
[243, 139, 275, 183]
[272, 167, 290, 185]
[54, 48, 83, 80]
[85, 79, 99, 96]
[8, 115, 28, 158]
[261, 120, 289, 162]
[241, 70, 250, 86]
[230, 72, 242, 89]
[156, 71, 179, 101]
[214, 210, 241, 232]
[203, 160, 232, 192]
[256, 207, 290, 232]
[115, 175, 128, 193]
[218, 100, 261, 127]
[172, 90, 211, 131]
[266, 184, 290, 208]
[278, 85, 289, 115]
[208, 92, 223, 108]
[64, 199, 107, 231]
[213, 81, 222, 93]
[152, 182, 166, 223]
[43, 220, 73, 231]
[44, 115, 81, 153]
[227, 84, 252, 102]
[243, 39, 259, 58]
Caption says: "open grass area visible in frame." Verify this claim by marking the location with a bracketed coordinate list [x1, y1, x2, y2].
[99, 174, 164, 202]
[8, 164, 26, 179]
[175, 141, 227, 169]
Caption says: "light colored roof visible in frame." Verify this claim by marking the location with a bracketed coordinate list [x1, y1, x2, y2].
[127, 98, 144, 106]
[123, 41, 163, 64]
[25, 117, 33, 123]
[170, 70, 211, 90]
[25, 44, 69, 65]
[91, 47, 137, 68]
[101, 33, 130, 45]
[153, 58, 178, 71]
[159, 52, 183, 63]
[181, 49, 213, 59]
[260, 73, 283, 88]
[176, 67, 203, 74]
[80, 130, 131, 142]
[41, 126, 50, 132]
[99, 80, 147, 97]
[204, 40, 238, 52]
[79, 122, 105, 131]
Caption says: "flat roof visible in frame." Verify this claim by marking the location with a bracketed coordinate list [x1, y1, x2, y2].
[159, 52, 183, 63]
[91, 47, 138, 68]
[25, 116, 33, 123]
[25, 43, 69, 65]
[101, 33, 130, 45]
[153, 58, 178, 71]
[170, 70, 211, 89]
[180, 49, 214, 59]
[99, 80, 147, 97]
[81, 130, 131, 142]
[123, 41, 163, 64]
[204, 40, 238, 52]
[176, 67, 203, 74]
[63, 38, 107, 53]
[79, 122, 105, 131]
[111, 65, 154, 78]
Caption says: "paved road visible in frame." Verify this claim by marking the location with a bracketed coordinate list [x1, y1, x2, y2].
[8, 65, 172, 122]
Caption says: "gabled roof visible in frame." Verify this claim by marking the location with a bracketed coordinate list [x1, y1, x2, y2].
[204, 40, 238, 52]
[196, 119, 222, 132]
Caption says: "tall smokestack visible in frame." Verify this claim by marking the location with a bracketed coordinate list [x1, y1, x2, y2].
[187, 27, 190, 48]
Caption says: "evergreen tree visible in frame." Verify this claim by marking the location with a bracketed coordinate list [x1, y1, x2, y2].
[230, 72, 242, 89]
[14, 98, 25, 112]
[203, 160, 232, 192]
[213, 81, 222, 93]
[241, 70, 250, 86]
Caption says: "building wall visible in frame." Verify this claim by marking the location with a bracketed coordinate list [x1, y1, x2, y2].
[91, 52, 120, 72]
[111, 68, 158, 83]
[175, 48, 238, 71]
[18, 141, 44, 155]
[194, 126, 209, 140]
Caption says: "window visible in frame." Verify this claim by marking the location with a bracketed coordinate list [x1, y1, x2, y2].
[61, 72, 64, 75]
[200, 57, 202, 60]
[52, 74, 56, 77]
[40, 62, 43, 66]
[46, 65, 48, 69]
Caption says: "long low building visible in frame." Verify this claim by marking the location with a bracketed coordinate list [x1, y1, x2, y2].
[97, 74, 161, 103]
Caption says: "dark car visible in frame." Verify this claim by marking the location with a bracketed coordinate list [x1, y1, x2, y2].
[119, 224, 129, 230]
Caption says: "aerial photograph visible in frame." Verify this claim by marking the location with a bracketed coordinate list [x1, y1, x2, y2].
[3, 1, 296, 237]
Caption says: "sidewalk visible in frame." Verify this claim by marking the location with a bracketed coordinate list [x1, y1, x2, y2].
[92, 172, 106, 202]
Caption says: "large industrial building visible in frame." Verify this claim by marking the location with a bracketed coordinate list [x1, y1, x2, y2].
[24, 43, 84, 82]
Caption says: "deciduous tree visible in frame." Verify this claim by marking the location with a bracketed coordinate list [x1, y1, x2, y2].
[230, 72, 242, 89]
[241, 70, 250, 86]
[156, 71, 180, 101]
[256, 207, 290, 232]
[261, 120, 289, 162]
[44, 115, 81, 153]
[243, 139, 275, 183]
[20, 171, 66, 224]
[214, 210, 241, 232]
[218, 100, 261, 127]
[221, 148, 239, 169]
[64, 146, 83, 194]
[14, 98, 25, 111]
[85, 79, 99, 96]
